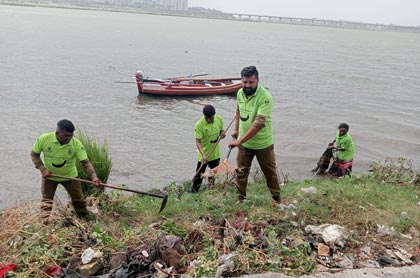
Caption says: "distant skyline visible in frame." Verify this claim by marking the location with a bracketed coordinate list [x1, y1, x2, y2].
[189, 0, 420, 26]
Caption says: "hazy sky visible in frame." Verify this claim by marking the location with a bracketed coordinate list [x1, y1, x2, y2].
[189, 0, 420, 26]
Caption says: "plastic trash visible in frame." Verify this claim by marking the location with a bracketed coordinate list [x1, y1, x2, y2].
[81, 248, 103, 264]
[301, 186, 317, 194]
[305, 224, 349, 246]
[0, 264, 17, 277]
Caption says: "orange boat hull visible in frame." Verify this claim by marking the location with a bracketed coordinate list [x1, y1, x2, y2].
[136, 75, 242, 96]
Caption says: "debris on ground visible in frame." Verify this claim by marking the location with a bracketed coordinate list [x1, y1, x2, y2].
[0, 263, 17, 277]
[377, 224, 395, 236]
[81, 247, 103, 264]
[305, 224, 349, 247]
[301, 187, 317, 194]
[1, 166, 420, 278]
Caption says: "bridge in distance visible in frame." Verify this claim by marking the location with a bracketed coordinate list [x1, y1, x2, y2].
[184, 10, 420, 33]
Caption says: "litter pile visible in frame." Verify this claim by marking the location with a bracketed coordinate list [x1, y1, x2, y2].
[1, 173, 420, 277]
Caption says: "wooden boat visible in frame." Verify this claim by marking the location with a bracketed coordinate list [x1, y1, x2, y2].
[135, 70, 242, 96]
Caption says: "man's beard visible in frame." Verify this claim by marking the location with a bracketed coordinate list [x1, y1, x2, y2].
[243, 87, 257, 96]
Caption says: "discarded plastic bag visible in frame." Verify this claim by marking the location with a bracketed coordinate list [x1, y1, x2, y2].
[305, 224, 349, 247]
[81, 247, 103, 264]
[216, 252, 236, 278]
[0, 264, 17, 277]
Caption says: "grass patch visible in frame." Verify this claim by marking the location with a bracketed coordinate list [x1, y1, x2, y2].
[75, 130, 112, 196]
[1, 161, 420, 277]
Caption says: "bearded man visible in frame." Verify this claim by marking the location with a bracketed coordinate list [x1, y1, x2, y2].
[228, 66, 281, 206]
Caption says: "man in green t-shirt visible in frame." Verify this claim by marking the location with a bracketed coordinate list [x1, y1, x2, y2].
[328, 123, 355, 177]
[228, 66, 281, 205]
[191, 105, 225, 193]
[30, 119, 101, 218]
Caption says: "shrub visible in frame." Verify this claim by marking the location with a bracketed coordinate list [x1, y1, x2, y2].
[76, 130, 112, 196]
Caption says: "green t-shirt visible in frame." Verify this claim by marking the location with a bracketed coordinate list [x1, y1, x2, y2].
[194, 114, 224, 162]
[32, 132, 88, 182]
[336, 131, 355, 161]
[237, 85, 273, 150]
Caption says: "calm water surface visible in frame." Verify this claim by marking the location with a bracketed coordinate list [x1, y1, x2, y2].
[1, 5, 419, 210]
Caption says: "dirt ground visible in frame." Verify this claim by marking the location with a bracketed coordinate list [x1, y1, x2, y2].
[242, 265, 420, 278]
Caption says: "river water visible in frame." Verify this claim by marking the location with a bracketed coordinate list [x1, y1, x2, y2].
[1, 5, 419, 210]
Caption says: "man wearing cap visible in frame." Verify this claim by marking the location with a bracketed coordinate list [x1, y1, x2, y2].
[30, 119, 101, 219]
[229, 66, 281, 206]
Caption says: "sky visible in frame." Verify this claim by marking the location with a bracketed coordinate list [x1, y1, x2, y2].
[189, 0, 420, 26]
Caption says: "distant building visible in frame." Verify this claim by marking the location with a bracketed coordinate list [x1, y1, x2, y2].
[154, 0, 187, 11]
[41, 0, 189, 10]
[109, 0, 188, 10]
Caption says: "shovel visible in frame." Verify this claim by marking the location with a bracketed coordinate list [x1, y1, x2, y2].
[50, 174, 168, 214]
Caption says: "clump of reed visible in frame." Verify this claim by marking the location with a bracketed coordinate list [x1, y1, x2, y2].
[76, 130, 112, 196]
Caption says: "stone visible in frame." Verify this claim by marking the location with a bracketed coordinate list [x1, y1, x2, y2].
[335, 255, 354, 269]
[378, 255, 393, 266]
[317, 243, 330, 256]
[109, 252, 127, 269]
[78, 261, 103, 276]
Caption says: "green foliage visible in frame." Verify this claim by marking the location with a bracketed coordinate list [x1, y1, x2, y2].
[163, 181, 191, 199]
[280, 173, 420, 234]
[4, 223, 80, 277]
[91, 223, 113, 245]
[187, 245, 219, 277]
[75, 130, 112, 196]
[370, 157, 418, 185]
[159, 220, 187, 237]
[262, 227, 315, 275]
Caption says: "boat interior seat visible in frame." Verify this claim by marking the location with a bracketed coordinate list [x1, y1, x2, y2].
[203, 80, 213, 87]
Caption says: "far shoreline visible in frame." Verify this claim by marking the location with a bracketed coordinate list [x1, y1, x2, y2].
[1, 1, 419, 34]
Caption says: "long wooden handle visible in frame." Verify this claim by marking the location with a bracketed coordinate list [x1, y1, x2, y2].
[49, 174, 165, 199]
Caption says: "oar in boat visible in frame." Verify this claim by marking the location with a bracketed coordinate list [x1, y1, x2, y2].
[168, 73, 210, 80]
[115, 78, 166, 84]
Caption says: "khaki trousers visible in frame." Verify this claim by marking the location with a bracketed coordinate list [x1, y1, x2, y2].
[236, 144, 281, 202]
[41, 178, 88, 217]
